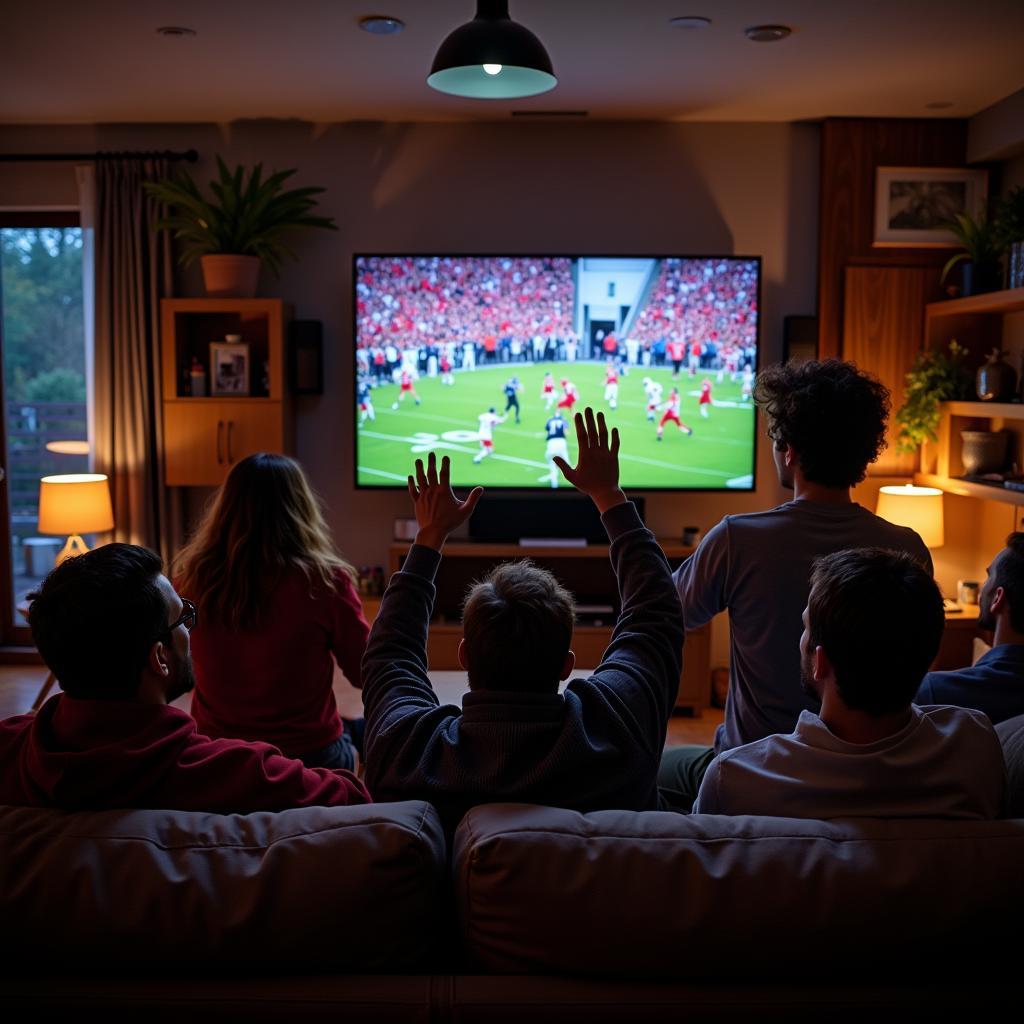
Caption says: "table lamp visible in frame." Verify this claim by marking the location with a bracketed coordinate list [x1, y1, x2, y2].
[37, 473, 115, 565]
[875, 484, 945, 549]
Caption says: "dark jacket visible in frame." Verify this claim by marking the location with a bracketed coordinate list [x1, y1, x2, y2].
[917, 644, 1024, 725]
[361, 501, 684, 832]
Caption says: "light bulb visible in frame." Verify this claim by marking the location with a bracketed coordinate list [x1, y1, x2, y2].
[482, 63, 502, 75]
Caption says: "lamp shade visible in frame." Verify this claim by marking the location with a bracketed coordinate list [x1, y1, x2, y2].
[875, 484, 945, 549]
[38, 474, 114, 536]
[428, 0, 557, 99]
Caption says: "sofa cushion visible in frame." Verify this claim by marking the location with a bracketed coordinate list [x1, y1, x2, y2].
[454, 804, 1024, 978]
[997, 712, 1024, 817]
[0, 800, 445, 971]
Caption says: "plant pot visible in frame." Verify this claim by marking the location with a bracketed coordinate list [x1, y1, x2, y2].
[960, 260, 1003, 297]
[200, 254, 260, 298]
[960, 430, 1008, 475]
[1008, 242, 1024, 290]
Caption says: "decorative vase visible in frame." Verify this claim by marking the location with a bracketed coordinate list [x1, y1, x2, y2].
[200, 254, 260, 298]
[960, 430, 1009, 475]
[976, 349, 1017, 402]
[918, 438, 938, 476]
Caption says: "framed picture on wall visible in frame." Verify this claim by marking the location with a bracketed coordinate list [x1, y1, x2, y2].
[873, 167, 988, 248]
[210, 341, 250, 396]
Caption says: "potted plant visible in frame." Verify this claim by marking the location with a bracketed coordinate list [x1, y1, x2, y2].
[895, 340, 972, 468]
[144, 157, 337, 297]
[940, 211, 1003, 297]
[994, 185, 1024, 289]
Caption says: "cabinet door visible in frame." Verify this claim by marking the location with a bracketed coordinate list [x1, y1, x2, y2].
[221, 403, 284, 470]
[164, 402, 284, 486]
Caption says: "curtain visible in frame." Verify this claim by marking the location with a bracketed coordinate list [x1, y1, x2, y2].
[86, 158, 183, 565]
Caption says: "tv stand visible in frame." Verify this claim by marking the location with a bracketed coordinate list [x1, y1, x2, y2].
[387, 540, 711, 713]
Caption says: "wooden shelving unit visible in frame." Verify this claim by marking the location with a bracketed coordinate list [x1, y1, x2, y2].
[386, 540, 711, 713]
[160, 298, 293, 486]
[914, 289, 1024, 506]
[914, 400, 1024, 506]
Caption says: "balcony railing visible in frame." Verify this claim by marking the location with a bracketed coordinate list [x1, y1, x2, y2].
[6, 400, 89, 524]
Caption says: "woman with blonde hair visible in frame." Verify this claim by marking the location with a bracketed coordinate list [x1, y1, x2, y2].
[176, 452, 369, 769]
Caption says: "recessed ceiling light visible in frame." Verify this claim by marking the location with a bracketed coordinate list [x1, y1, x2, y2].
[156, 26, 197, 38]
[670, 16, 712, 30]
[926, 101, 954, 110]
[359, 15, 405, 35]
[744, 24, 792, 42]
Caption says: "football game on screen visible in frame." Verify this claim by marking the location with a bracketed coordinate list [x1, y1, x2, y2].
[355, 256, 759, 491]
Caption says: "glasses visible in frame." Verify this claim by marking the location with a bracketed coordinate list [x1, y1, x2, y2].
[159, 598, 197, 642]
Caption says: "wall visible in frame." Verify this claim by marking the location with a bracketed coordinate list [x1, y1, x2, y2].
[1, 118, 821, 668]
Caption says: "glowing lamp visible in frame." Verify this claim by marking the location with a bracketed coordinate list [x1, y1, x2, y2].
[37, 473, 115, 564]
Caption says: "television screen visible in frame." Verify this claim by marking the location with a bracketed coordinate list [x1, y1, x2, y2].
[354, 255, 759, 491]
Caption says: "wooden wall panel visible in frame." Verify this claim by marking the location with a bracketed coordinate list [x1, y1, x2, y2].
[818, 118, 969, 360]
[843, 265, 942, 475]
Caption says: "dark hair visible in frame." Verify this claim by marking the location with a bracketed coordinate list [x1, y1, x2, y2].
[808, 548, 942, 716]
[462, 560, 575, 692]
[994, 532, 1024, 633]
[27, 543, 169, 700]
[754, 360, 890, 488]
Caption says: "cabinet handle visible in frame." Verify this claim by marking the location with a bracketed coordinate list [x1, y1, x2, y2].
[227, 421, 234, 464]
[216, 420, 224, 464]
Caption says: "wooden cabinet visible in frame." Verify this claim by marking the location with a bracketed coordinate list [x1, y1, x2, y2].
[387, 541, 712, 713]
[160, 298, 293, 486]
[164, 401, 286, 486]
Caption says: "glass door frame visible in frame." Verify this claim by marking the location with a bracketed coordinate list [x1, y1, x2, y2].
[0, 210, 82, 651]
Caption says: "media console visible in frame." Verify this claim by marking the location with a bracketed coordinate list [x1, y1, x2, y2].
[387, 540, 711, 713]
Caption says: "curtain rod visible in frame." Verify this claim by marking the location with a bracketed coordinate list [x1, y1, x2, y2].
[0, 149, 199, 163]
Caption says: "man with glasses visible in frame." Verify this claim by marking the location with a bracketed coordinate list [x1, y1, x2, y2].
[0, 543, 369, 811]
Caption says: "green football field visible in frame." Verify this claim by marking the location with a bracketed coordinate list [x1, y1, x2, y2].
[356, 362, 755, 490]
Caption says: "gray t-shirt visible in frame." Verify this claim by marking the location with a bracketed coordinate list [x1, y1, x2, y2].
[673, 500, 932, 753]
[692, 705, 1005, 820]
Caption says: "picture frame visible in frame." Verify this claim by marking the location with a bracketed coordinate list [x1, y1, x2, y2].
[873, 167, 988, 248]
[210, 341, 250, 396]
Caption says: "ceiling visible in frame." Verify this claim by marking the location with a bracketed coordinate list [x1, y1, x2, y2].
[3, 0, 1023, 125]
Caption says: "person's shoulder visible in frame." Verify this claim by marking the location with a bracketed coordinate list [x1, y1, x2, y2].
[915, 703, 998, 738]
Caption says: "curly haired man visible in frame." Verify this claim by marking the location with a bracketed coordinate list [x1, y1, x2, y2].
[659, 360, 933, 812]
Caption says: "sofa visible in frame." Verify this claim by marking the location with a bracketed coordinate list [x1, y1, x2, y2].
[4, 715, 1024, 1020]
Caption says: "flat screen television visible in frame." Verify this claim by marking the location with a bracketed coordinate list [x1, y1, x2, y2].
[354, 255, 760, 491]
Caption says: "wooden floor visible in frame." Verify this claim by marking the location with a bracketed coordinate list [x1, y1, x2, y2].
[0, 664, 722, 748]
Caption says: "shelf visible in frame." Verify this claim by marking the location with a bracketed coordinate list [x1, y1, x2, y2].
[941, 401, 1024, 420]
[915, 472, 1024, 506]
[926, 286, 1024, 319]
[391, 541, 696, 559]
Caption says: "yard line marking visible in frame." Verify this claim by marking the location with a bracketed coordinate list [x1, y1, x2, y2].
[357, 466, 410, 482]
[357, 430, 551, 470]
[617, 452, 735, 479]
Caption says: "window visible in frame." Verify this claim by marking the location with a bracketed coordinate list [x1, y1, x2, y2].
[0, 213, 88, 641]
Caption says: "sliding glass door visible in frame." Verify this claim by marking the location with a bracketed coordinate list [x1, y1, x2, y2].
[0, 212, 88, 645]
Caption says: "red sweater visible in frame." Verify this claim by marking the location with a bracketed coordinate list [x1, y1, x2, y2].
[0, 695, 369, 811]
[189, 568, 369, 757]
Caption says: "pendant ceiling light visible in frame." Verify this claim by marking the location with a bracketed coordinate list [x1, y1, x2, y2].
[427, 0, 557, 99]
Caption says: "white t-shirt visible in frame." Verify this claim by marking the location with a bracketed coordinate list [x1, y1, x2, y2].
[674, 500, 932, 753]
[693, 705, 1005, 820]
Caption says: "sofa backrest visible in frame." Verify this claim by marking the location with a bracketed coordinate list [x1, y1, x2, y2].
[997, 712, 1024, 818]
[454, 804, 1024, 978]
[0, 800, 446, 971]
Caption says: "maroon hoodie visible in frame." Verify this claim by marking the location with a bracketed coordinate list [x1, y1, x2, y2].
[0, 695, 369, 812]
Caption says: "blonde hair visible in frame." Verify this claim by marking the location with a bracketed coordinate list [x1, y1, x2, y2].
[174, 453, 355, 630]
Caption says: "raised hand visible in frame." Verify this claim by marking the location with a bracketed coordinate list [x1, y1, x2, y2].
[552, 407, 626, 514]
[407, 451, 484, 551]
